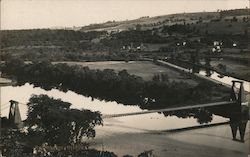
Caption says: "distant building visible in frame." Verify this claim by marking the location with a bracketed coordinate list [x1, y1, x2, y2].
[213, 41, 220, 46]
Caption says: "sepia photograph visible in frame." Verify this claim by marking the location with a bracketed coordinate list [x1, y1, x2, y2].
[0, 0, 249, 156]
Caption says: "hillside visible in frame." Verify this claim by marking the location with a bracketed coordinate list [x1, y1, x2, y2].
[0, 9, 249, 63]
[80, 12, 220, 32]
[80, 9, 250, 33]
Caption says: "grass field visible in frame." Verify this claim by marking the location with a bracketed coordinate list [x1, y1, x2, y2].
[55, 61, 197, 85]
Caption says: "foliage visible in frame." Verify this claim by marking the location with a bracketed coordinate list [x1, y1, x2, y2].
[220, 9, 250, 17]
[152, 74, 169, 82]
[0, 29, 105, 48]
[162, 24, 194, 35]
[123, 155, 134, 157]
[1, 59, 229, 124]
[101, 30, 168, 49]
[0, 130, 30, 157]
[33, 148, 118, 157]
[137, 150, 154, 157]
[25, 95, 102, 146]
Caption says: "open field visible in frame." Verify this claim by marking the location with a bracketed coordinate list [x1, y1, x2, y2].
[54, 61, 198, 85]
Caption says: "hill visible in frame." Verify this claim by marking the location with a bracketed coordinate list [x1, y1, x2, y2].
[80, 11, 220, 32]
[79, 9, 250, 32]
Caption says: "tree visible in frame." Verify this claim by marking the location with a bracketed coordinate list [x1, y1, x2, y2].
[123, 155, 134, 157]
[152, 74, 160, 82]
[2, 57, 25, 78]
[205, 56, 211, 67]
[244, 29, 248, 36]
[25, 95, 102, 146]
[135, 24, 142, 31]
[138, 150, 154, 157]
[231, 16, 238, 22]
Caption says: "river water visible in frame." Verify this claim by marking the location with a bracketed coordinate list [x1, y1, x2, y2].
[199, 70, 250, 92]
[1, 63, 249, 134]
[0, 82, 228, 133]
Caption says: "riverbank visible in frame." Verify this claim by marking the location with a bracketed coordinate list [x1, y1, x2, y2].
[210, 59, 250, 82]
[53, 61, 198, 85]
[156, 59, 250, 92]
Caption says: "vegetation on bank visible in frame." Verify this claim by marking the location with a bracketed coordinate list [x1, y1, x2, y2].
[1, 58, 230, 110]
[1, 94, 160, 157]
[1, 95, 104, 156]
[26, 95, 102, 145]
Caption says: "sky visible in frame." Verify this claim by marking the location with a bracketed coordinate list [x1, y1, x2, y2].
[0, 0, 249, 30]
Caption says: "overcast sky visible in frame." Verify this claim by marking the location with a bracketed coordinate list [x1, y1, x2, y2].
[0, 0, 249, 30]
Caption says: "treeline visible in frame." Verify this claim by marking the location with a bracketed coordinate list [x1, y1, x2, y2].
[101, 30, 168, 49]
[0, 29, 145, 61]
[80, 22, 119, 31]
[0, 29, 106, 48]
[2, 59, 229, 110]
[220, 9, 250, 17]
[161, 24, 195, 35]
[0, 49, 140, 62]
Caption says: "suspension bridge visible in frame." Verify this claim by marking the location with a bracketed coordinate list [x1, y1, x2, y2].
[102, 101, 236, 119]
[103, 80, 248, 119]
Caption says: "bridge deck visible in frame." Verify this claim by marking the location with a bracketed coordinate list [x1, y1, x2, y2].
[102, 101, 236, 119]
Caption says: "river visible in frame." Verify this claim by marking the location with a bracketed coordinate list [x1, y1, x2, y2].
[1, 60, 250, 133]
[198, 70, 250, 92]
[1, 83, 228, 133]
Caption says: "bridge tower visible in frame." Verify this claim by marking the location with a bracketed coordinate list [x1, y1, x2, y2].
[8, 100, 22, 129]
[229, 81, 248, 142]
[230, 80, 247, 107]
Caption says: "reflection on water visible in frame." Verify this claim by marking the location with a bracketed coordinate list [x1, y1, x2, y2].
[1, 83, 142, 119]
[199, 70, 250, 92]
[99, 113, 227, 133]
[1, 83, 229, 132]
[1, 82, 249, 143]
